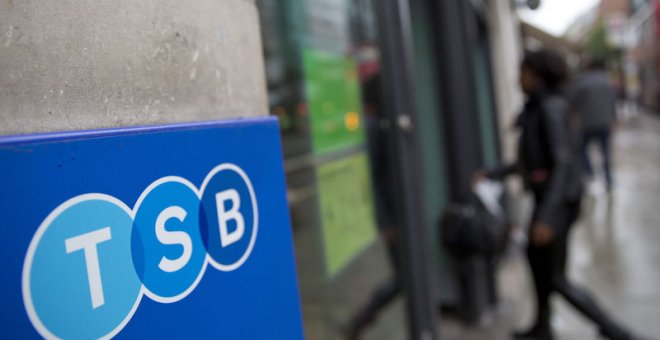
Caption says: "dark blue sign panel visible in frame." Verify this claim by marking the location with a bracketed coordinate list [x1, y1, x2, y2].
[0, 117, 303, 339]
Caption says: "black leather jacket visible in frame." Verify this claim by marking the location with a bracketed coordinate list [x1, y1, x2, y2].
[487, 90, 583, 231]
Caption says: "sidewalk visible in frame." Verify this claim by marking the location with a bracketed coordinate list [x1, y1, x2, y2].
[439, 112, 660, 340]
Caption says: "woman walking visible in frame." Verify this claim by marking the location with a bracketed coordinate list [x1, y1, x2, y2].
[475, 49, 637, 340]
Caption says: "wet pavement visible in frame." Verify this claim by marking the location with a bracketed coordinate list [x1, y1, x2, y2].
[439, 111, 660, 340]
[304, 111, 660, 340]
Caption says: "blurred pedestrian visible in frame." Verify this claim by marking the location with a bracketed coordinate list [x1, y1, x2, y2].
[474, 49, 636, 340]
[568, 59, 618, 192]
[344, 72, 402, 340]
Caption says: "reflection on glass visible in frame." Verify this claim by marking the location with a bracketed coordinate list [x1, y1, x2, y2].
[257, 0, 408, 338]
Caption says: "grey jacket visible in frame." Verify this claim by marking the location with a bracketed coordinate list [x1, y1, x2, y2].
[567, 70, 617, 131]
[487, 92, 583, 231]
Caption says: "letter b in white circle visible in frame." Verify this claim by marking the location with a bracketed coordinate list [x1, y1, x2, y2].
[215, 189, 245, 248]
[200, 163, 258, 272]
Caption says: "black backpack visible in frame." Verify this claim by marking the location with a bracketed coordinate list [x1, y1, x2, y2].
[440, 199, 507, 257]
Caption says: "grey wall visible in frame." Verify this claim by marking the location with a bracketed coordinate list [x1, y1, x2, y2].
[0, 0, 268, 135]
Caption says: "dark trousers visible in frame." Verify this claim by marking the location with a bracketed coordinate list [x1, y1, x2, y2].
[346, 237, 401, 338]
[360, 238, 402, 316]
[527, 200, 625, 335]
[581, 128, 613, 189]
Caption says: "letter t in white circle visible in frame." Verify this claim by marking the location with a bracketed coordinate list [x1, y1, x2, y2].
[215, 189, 245, 247]
[65, 227, 112, 309]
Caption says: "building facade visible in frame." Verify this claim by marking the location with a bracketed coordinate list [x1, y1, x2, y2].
[1, 0, 528, 338]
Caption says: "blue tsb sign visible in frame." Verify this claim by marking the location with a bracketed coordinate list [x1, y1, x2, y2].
[0, 117, 303, 339]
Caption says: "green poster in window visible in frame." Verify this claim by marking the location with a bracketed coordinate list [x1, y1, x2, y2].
[317, 152, 377, 277]
[303, 48, 365, 155]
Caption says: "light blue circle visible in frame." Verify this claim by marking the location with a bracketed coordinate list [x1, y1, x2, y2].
[131, 179, 205, 301]
[27, 197, 141, 340]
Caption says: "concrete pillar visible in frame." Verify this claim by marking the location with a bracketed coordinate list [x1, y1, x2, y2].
[488, 0, 524, 165]
[0, 0, 267, 135]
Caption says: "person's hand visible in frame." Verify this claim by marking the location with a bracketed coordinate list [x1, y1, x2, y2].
[471, 170, 487, 188]
[531, 221, 555, 246]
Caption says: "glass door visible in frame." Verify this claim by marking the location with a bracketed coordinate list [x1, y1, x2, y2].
[257, 0, 408, 338]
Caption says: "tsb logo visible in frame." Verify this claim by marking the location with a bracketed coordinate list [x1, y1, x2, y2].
[22, 163, 258, 339]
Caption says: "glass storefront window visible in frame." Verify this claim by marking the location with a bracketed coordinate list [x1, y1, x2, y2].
[257, 0, 408, 338]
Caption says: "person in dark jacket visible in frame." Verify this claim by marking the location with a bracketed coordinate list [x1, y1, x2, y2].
[344, 72, 402, 340]
[568, 59, 618, 191]
[475, 49, 636, 340]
